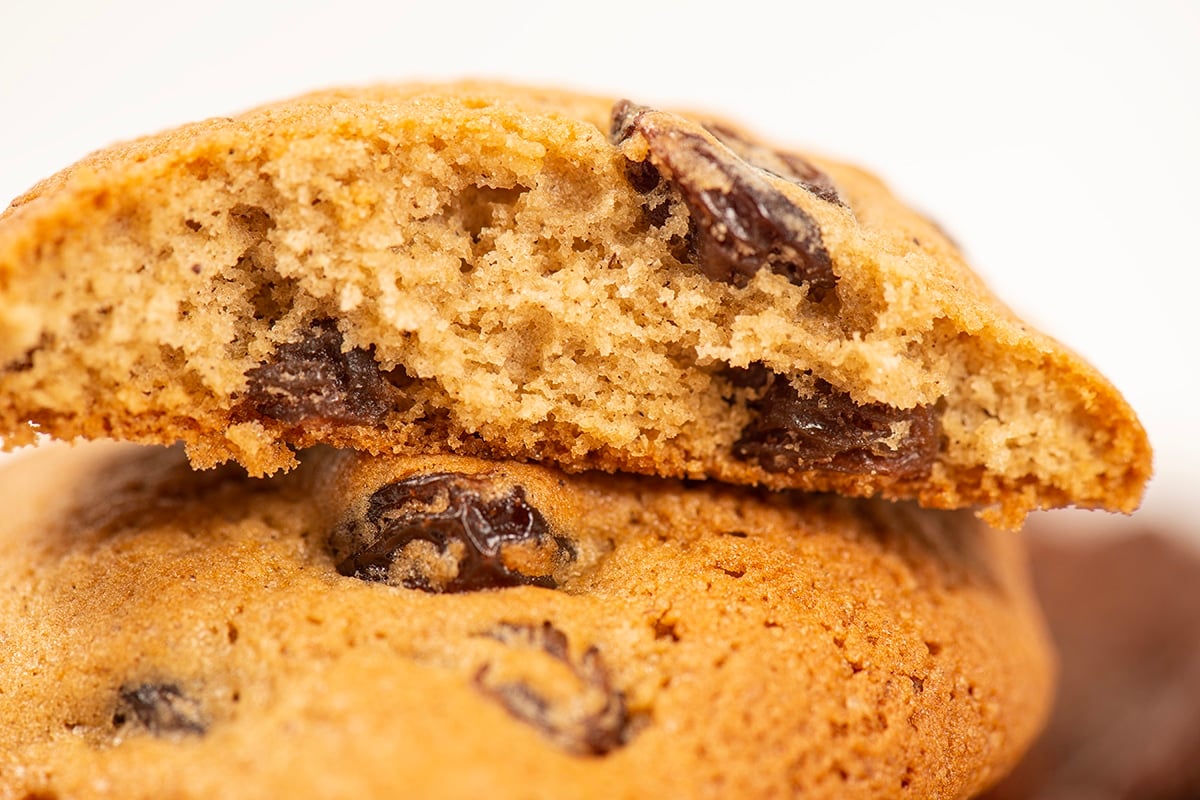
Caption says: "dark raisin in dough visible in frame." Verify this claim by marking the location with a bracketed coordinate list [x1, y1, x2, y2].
[701, 122, 846, 208]
[113, 683, 206, 737]
[334, 473, 574, 592]
[242, 320, 399, 425]
[475, 622, 629, 755]
[734, 377, 939, 479]
[611, 100, 837, 301]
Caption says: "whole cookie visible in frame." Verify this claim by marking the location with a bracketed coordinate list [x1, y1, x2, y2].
[0, 443, 1052, 799]
[0, 83, 1149, 527]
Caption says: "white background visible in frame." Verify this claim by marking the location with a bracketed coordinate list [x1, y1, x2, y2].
[1, 0, 1196, 536]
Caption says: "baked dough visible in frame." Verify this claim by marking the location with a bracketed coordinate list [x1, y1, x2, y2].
[0, 83, 1150, 526]
[0, 442, 1052, 798]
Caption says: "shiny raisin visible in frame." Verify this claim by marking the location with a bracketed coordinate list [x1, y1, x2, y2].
[611, 101, 837, 301]
[243, 320, 396, 426]
[333, 473, 574, 593]
[734, 377, 939, 479]
[702, 122, 846, 207]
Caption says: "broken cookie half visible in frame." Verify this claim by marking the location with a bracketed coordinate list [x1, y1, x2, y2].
[0, 83, 1149, 526]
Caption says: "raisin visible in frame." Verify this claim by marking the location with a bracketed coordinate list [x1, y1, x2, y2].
[613, 101, 669, 229]
[623, 159, 662, 195]
[243, 320, 396, 425]
[734, 376, 939, 479]
[702, 122, 846, 207]
[333, 473, 575, 593]
[610, 101, 837, 301]
[609, 99, 650, 144]
[113, 683, 206, 737]
[475, 622, 630, 755]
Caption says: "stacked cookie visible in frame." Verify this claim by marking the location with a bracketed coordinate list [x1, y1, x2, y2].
[0, 84, 1150, 798]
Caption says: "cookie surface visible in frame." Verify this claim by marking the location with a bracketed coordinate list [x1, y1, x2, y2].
[0, 83, 1148, 526]
[0, 442, 1051, 799]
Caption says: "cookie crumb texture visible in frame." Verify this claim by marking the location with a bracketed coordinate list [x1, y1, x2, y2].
[0, 83, 1149, 526]
[0, 444, 1052, 799]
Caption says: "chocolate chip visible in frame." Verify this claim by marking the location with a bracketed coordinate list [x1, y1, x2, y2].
[333, 473, 575, 593]
[113, 683, 206, 737]
[610, 101, 837, 301]
[702, 122, 847, 208]
[243, 320, 396, 426]
[734, 376, 939, 479]
[475, 622, 630, 755]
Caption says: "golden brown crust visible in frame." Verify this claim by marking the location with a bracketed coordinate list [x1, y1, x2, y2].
[0, 82, 1151, 526]
[0, 442, 1052, 799]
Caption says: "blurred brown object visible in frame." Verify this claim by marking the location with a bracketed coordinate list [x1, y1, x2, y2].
[981, 525, 1200, 799]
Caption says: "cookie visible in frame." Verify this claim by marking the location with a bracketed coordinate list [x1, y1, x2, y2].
[0, 83, 1149, 526]
[982, 528, 1200, 800]
[0, 442, 1052, 798]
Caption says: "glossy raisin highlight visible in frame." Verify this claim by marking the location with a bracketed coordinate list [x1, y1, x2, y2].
[734, 377, 939, 479]
[334, 473, 574, 593]
[475, 621, 631, 756]
[611, 101, 837, 301]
